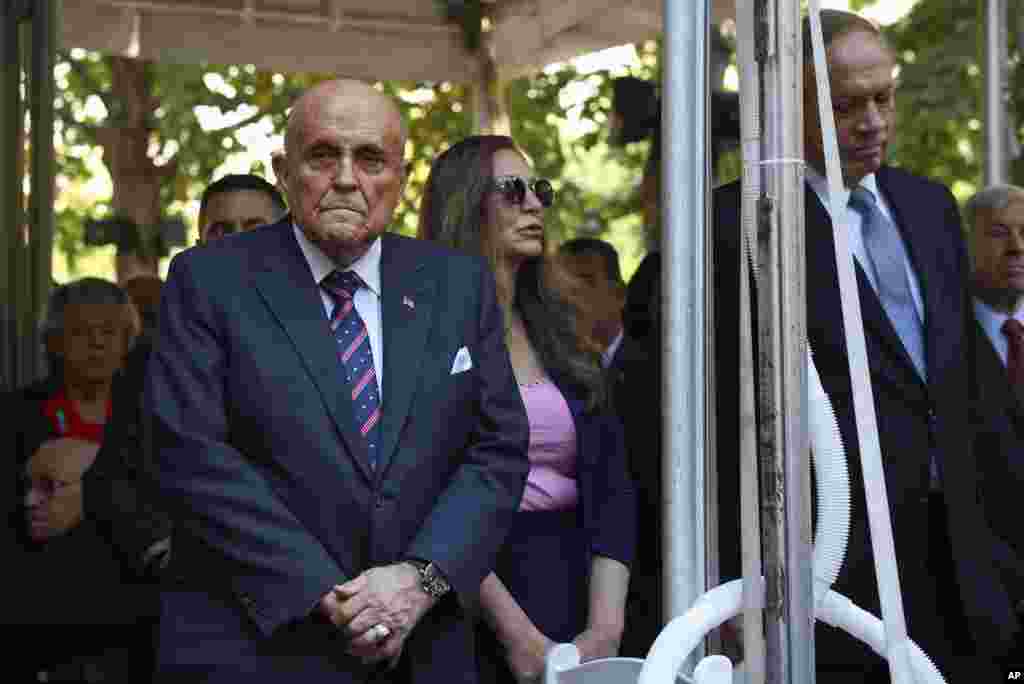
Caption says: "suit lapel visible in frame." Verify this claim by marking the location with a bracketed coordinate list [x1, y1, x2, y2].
[251, 219, 375, 484]
[377, 233, 437, 481]
[805, 185, 920, 378]
[975, 320, 1024, 434]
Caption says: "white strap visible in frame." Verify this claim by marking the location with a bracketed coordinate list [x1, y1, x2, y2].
[807, 3, 915, 682]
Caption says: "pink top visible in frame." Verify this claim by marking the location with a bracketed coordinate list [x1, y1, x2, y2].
[518, 379, 579, 512]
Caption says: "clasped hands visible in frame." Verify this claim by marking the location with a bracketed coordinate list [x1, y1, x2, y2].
[318, 562, 436, 668]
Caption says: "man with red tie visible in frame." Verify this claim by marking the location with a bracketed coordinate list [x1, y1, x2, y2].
[966, 185, 1024, 581]
[969, 184, 1024, 402]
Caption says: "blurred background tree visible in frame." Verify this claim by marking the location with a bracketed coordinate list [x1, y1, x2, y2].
[52, 42, 662, 282]
[56, 0, 1007, 285]
[885, 0, 1023, 199]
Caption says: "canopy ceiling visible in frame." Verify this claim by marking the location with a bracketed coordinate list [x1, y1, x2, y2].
[61, 0, 735, 82]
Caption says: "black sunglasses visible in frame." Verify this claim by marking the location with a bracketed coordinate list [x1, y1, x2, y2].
[490, 175, 555, 208]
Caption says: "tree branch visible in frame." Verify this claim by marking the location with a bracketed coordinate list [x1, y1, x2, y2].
[205, 108, 267, 135]
[64, 56, 114, 114]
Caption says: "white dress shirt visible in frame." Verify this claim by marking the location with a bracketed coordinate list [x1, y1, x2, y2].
[973, 297, 1024, 367]
[805, 168, 926, 324]
[293, 224, 384, 396]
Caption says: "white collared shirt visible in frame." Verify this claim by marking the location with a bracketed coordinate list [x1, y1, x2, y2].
[974, 297, 1024, 367]
[293, 224, 384, 396]
[805, 168, 926, 324]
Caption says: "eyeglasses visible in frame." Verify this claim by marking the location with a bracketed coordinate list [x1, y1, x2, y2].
[490, 175, 555, 208]
[21, 476, 81, 499]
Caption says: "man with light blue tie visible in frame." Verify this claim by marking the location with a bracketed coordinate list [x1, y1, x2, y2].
[713, 9, 1023, 680]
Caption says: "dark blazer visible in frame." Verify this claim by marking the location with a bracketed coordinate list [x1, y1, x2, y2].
[552, 373, 637, 569]
[971, 318, 1024, 563]
[483, 374, 635, 640]
[145, 219, 530, 683]
[85, 336, 173, 576]
[8, 517, 155, 682]
[714, 167, 1021, 672]
[972, 317, 1024, 442]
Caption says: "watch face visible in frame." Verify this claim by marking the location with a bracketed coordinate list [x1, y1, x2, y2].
[422, 564, 450, 597]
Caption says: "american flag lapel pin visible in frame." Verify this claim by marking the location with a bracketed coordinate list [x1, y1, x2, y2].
[402, 295, 415, 310]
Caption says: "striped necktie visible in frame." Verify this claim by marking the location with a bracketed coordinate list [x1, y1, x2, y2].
[322, 270, 381, 469]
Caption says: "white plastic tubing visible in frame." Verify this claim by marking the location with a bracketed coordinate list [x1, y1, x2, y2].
[544, 352, 944, 683]
[631, 355, 946, 684]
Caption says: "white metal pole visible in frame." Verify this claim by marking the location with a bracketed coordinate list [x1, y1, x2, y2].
[772, 0, 813, 678]
[755, 0, 813, 680]
[984, 0, 1009, 185]
[662, 0, 708, 674]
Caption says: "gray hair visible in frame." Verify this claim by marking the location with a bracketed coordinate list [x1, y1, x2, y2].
[964, 185, 1024, 231]
[41, 277, 131, 342]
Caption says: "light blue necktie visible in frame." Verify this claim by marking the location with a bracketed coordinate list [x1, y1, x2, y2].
[849, 186, 927, 381]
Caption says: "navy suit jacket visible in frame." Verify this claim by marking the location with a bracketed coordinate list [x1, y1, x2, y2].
[145, 219, 530, 683]
[714, 166, 1021, 669]
[971, 318, 1024, 564]
[552, 374, 637, 569]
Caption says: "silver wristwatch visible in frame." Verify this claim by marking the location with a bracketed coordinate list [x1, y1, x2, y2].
[406, 559, 451, 600]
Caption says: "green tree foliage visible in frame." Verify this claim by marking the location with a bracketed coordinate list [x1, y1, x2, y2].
[53, 31, 659, 272]
[54, 49, 331, 267]
[885, 0, 1023, 195]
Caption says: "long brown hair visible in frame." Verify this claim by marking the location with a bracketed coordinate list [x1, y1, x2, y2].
[418, 135, 606, 409]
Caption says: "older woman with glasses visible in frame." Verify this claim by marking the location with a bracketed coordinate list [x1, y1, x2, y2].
[418, 135, 636, 684]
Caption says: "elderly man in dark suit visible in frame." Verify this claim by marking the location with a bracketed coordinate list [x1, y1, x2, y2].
[968, 185, 1024, 439]
[966, 185, 1024, 564]
[714, 10, 1022, 681]
[145, 79, 530, 683]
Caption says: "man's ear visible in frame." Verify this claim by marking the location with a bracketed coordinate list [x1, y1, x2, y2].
[271, 152, 288, 191]
[614, 281, 628, 308]
[44, 330, 63, 359]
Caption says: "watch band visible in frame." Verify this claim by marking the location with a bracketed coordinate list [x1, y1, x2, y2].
[406, 559, 451, 599]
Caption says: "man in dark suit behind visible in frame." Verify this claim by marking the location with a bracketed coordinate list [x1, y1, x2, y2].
[965, 185, 1024, 562]
[714, 10, 1021, 680]
[145, 79, 530, 683]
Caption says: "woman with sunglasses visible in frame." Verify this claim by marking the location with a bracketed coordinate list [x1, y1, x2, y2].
[418, 135, 636, 684]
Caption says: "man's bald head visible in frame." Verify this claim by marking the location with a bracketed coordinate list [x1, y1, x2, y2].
[283, 79, 408, 159]
[802, 10, 897, 186]
[23, 438, 99, 542]
[30, 438, 99, 480]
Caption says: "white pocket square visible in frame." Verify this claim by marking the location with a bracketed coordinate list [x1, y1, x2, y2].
[451, 346, 473, 375]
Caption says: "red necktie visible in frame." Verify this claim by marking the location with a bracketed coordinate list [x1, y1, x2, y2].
[1001, 318, 1024, 388]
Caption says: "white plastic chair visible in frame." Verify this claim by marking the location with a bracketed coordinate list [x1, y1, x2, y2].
[544, 643, 731, 684]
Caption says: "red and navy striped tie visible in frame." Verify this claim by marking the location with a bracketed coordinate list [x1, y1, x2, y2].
[322, 270, 381, 469]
